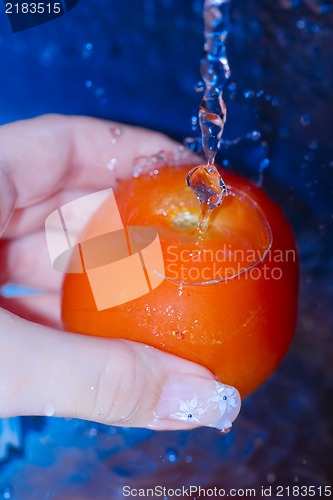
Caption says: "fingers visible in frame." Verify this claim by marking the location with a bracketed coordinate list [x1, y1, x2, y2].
[0, 170, 16, 237]
[0, 114, 181, 211]
[0, 294, 61, 329]
[0, 115, 71, 209]
[0, 231, 62, 291]
[4, 188, 93, 238]
[0, 309, 241, 431]
[66, 115, 183, 190]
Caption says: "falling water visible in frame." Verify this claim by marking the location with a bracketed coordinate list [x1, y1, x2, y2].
[199, 0, 231, 165]
[187, 0, 231, 235]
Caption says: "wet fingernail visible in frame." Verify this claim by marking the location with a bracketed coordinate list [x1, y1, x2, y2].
[0, 170, 16, 236]
[153, 374, 241, 431]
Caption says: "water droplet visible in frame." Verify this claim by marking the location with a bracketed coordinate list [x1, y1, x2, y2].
[139, 317, 148, 327]
[1, 485, 14, 499]
[132, 151, 166, 177]
[109, 126, 122, 144]
[300, 113, 311, 126]
[296, 18, 306, 29]
[88, 427, 98, 437]
[166, 448, 178, 463]
[90, 386, 94, 391]
[173, 331, 185, 340]
[259, 158, 270, 170]
[185, 454, 193, 463]
[85, 80, 93, 88]
[256, 89, 265, 98]
[191, 115, 198, 130]
[194, 80, 205, 92]
[40, 44, 58, 66]
[267, 472, 276, 483]
[246, 130, 261, 141]
[228, 81, 237, 97]
[244, 89, 255, 99]
[82, 42, 94, 59]
[107, 157, 118, 171]
[187, 164, 227, 208]
[271, 96, 281, 107]
[187, 164, 227, 235]
[94, 87, 105, 98]
[183, 137, 202, 153]
[319, 2, 332, 13]
[308, 140, 318, 150]
[44, 403, 55, 417]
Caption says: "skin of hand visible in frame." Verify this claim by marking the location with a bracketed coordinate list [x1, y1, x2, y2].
[0, 114, 241, 431]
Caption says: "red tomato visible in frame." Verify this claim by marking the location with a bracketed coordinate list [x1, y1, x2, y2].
[62, 165, 298, 396]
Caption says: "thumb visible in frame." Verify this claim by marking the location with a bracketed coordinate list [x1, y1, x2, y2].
[0, 309, 241, 431]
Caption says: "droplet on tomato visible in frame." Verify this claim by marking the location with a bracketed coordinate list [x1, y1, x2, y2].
[139, 317, 148, 327]
[173, 331, 185, 340]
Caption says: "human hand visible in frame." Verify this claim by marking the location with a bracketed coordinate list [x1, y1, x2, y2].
[0, 114, 241, 431]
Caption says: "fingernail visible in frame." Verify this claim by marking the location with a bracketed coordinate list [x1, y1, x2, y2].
[153, 374, 241, 431]
[0, 170, 16, 237]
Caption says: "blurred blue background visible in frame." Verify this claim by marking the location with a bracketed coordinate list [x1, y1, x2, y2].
[0, 0, 332, 498]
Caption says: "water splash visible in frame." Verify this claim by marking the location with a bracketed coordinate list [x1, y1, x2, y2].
[199, 0, 231, 166]
[132, 150, 167, 178]
[184, 128, 262, 155]
[187, 0, 231, 235]
[186, 164, 227, 235]
[131, 147, 198, 178]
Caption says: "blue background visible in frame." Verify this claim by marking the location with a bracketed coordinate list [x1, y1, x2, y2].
[0, 0, 332, 498]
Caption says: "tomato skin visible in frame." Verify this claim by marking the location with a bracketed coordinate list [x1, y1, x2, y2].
[62, 166, 299, 397]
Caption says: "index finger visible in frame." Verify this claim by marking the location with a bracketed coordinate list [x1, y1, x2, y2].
[0, 114, 181, 211]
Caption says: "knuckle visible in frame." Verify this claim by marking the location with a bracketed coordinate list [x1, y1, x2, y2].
[88, 341, 147, 425]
